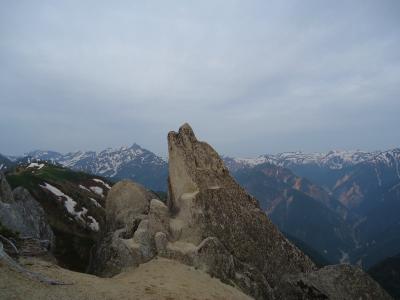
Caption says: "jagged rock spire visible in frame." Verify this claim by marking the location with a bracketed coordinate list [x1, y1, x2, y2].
[95, 123, 392, 300]
[167, 123, 316, 297]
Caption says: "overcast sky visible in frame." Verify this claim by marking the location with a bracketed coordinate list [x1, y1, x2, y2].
[1, 1, 399, 157]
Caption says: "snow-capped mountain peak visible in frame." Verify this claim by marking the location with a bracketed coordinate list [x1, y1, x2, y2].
[225, 149, 400, 171]
[24, 144, 168, 191]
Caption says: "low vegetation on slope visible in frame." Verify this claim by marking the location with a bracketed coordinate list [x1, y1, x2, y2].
[5, 163, 112, 272]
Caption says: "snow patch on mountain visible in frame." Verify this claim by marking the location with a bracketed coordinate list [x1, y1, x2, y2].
[339, 250, 350, 264]
[92, 178, 111, 189]
[79, 185, 91, 192]
[27, 162, 45, 169]
[90, 197, 102, 208]
[90, 186, 104, 197]
[227, 149, 400, 171]
[87, 216, 100, 231]
[40, 182, 79, 217]
[40, 182, 100, 231]
[26, 143, 167, 180]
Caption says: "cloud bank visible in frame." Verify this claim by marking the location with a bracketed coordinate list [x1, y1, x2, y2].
[1, 0, 399, 156]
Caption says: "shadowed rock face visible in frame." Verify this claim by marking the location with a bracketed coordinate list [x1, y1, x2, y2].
[91, 180, 162, 276]
[167, 124, 316, 288]
[0, 172, 13, 203]
[0, 172, 54, 244]
[278, 264, 391, 300]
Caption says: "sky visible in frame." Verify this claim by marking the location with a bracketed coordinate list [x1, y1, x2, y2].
[1, 0, 400, 157]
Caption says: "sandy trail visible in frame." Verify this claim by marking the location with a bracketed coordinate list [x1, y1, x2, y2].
[0, 256, 251, 300]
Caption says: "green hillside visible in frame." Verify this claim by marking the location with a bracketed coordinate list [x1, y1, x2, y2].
[6, 163, 112, 272]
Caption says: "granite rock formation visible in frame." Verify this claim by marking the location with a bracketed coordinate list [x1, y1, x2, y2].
[0, 172, 13, 203]
[277, 264, 391, 300]
[105, 180, 155, 232]
[93, 124, 391, 299]
[163, 123, 316, 297]
[92, 180, 161, 276]
[0, 172, 54, 245]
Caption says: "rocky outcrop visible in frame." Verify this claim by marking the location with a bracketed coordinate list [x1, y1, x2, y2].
[164, 124, 316, 298]
[277, 264, 391, 299]
[164, 124, 391, 299]
[93, 124, 314, 297]
[92, 124, 391, 299]
[105, 180, 155, 231]
[0, 173, 54, 246]
[0, 172, 13, 203]
[92, 180, 162, 276]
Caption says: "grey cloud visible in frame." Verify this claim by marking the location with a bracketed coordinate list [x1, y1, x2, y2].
[0, 0, 399, 157]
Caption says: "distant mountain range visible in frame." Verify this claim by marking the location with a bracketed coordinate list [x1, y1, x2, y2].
[230, 161, 356, 264]
[2, 145, 400, 269]
[225, 149, 400, 172]
[15, 144, 168, 192]
[226, 148, 400, 269]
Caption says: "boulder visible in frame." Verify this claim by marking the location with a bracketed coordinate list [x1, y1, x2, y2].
[105, 180, 156, 231]
[91, 228, 142, 276]
[11, 187, 54, 243]
[154, 231, 168, 252]
[92, 180, 163, 276]
[0, 175, 53, 247]
[277, 264, 392, 299]
[148, 199, 170, 235]
[131, 219, 156, 260]
[0, 172, 13, 203]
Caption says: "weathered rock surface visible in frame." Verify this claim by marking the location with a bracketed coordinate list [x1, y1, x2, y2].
[277, 264, 392, 300]
[165, 123, 315, 298]
[105, 180, 156, 231]
[92, 124, 391, 299]
[0, 173, 53, 246]
[0, 172, 13, 203]
[92, 180, 161, 276]
[164, 124, 391, 299]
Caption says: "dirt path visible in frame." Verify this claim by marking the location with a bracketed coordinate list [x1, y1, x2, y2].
[0, 256, 251, 300]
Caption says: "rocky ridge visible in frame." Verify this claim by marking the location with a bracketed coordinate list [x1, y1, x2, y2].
[93, 123, 391, 299]
[225, 149, 400, 171]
